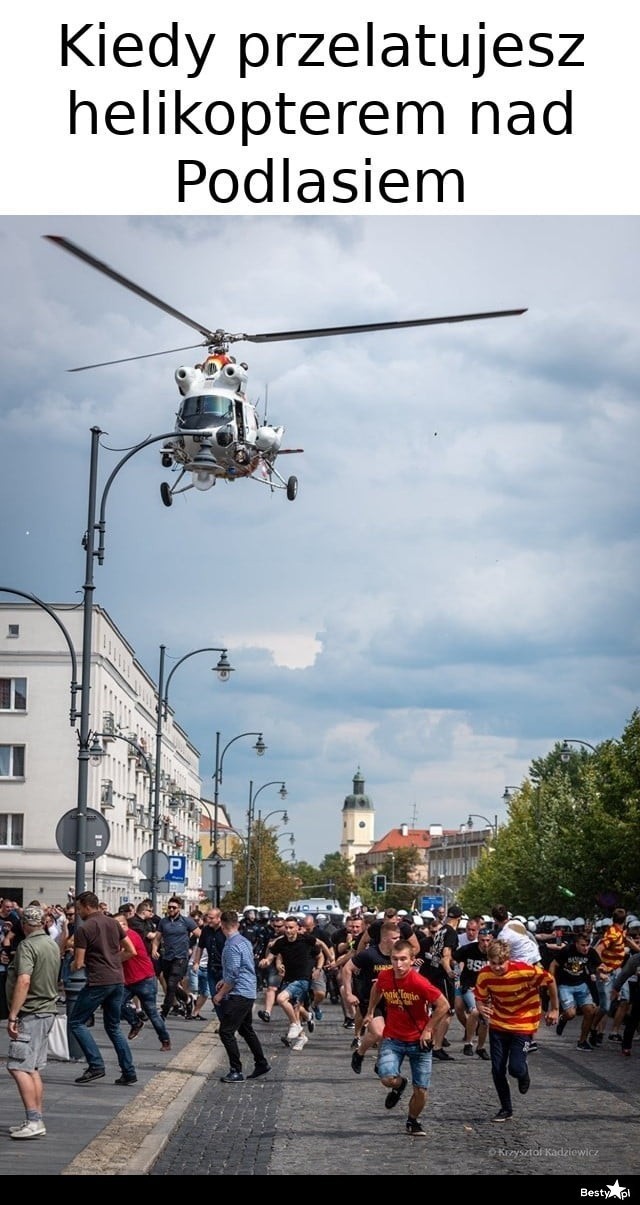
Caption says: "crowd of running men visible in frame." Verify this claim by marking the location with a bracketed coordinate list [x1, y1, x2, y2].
[3, 891, 638, 1138]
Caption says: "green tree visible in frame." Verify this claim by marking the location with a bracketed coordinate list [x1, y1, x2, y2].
[461, 712, 640, 917]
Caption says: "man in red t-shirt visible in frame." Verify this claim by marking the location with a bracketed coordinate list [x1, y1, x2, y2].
[115, 912, 172, 1051]
[363, 940, 449, 1137]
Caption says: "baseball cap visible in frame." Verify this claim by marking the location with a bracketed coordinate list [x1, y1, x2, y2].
[447, 904, 463, 918]
[23, 905, 45, 925]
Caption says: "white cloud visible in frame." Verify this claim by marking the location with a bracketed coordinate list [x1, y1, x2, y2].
[1, 215, 638, 865]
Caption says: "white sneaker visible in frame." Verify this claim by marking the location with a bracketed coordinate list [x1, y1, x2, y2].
[287, 1023, 302, 1040]
[290, 1032, 308, 1051]
[11, 1120, 46, 1139]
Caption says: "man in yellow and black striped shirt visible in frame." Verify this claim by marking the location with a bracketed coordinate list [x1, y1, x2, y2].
[475, 939, 559, 1122]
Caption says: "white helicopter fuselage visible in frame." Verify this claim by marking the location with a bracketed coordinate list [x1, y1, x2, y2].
[167, 352, 283, 480]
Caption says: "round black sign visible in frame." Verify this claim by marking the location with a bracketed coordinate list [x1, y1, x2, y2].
[55, 808, 111, 861]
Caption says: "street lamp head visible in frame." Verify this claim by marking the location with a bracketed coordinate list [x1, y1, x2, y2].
[282, 810, 289, 825]
[560, 740, 571, 763]
[279, 784, 288, 801]
[89, 735, 104, 766]
[214, 651, 234, 682]
[466, 815, 473, 828]
[254, 734, 267, 756]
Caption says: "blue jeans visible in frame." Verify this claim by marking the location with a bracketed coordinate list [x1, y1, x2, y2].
[69, 982, 136, 1078]
[121, 976, 170, 1044]
[489, 1029, 530, 1112]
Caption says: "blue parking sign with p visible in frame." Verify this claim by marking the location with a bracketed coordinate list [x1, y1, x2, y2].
[164, 855, 187, 884]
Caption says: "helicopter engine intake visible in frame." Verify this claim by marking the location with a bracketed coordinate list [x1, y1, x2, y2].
[222, 362, 248, 390]
[175, 365, 198, 395]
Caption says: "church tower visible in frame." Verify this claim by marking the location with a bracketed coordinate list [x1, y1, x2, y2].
[340, 768, 375, 868]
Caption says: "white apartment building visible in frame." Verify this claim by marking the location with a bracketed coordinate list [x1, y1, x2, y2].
[0, 603, 203, 913]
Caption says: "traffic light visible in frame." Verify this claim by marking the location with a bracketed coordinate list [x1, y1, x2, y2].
[375, 873, 387, 893]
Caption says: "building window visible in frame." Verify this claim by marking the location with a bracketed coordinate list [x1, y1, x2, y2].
[0, 813, 23, 846]
[0, 678, 27, 711]
[0, 745, 25, 777]
[7, 624, 19, 638]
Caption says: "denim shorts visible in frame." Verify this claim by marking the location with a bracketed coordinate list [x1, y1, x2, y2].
[278, 979, 310, 1005]
[558, 982, 595, 1011]
[376, 1036, 433, 1090]
[455, 987, 477, 1011]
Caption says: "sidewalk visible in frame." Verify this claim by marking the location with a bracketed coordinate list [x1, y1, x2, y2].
[1, 1007, 640, 1176]
[0, 1011, 226, 1176]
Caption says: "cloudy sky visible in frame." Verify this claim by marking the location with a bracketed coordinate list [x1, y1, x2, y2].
[0, 216, 638, 862]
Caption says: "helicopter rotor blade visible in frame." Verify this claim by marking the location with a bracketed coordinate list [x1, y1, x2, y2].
[236, 309, 527, 345]
[67, 342, 210, 373]
[44, 235, 221, 341]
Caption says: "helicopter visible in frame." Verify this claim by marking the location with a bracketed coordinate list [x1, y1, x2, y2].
[45, 235, 526, 506]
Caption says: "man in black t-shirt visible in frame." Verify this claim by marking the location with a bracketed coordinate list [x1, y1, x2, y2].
[455, 929, 491, 1058]
[421, 904, 462, 1060]
[261, 917, 323, 1048]
[341, 919, 400, 1073]
[550, 934, 600, 1048]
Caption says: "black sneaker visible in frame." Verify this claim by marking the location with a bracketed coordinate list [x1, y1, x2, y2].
[385, 1076, 407, 1110]
[114, 1074, 137, 1086]
[246, 1063, 271, 1079]
[463, 1043, 474, 1056]
[220, 1070, 244, 1083]
[406, 1117, 426, 1137]
[518, 1070, 530, 1095]
[343, 1018, 355, 1029]
[350, 1036, 359, 1049]
[526, 1041, 538, 1053]
[307, 1009, 315, 1033]
[257, 1010, 270, 1023]
[432, 1048, 454, 1061]
[351, 1049, 364, 1075]
[75, 1067, 105, 1084]
[576, 1041, 592, 1051]
[491, 1108, 513, 1123]
[556, 1016, 567, 1036]
[588, 1030, 599, 1048]
[442, 1037, 451, 1048]
[476, 1048, 490, 1061]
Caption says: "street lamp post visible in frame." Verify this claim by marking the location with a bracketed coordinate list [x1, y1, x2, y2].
[466, 812, 499, 840]
[75, 424, 211, 898]
[151, 645, 233, 912]
[89, 731, 154, 813]
[211, 731, 266, 906]
[245, 781, 287, 906]
[560, 738, 597, 762]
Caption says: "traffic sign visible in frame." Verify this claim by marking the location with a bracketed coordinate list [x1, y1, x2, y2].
[164, 854, 187, 884]
[139, 849, 170, 880]
[55, 808, 111, 861]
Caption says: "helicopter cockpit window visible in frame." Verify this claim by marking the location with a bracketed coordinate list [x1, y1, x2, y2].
[180, 395, 234, 423]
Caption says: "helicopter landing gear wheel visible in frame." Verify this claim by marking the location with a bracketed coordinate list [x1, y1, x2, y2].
[160, 482, 173, 508]
[286, 476, 298, 501]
